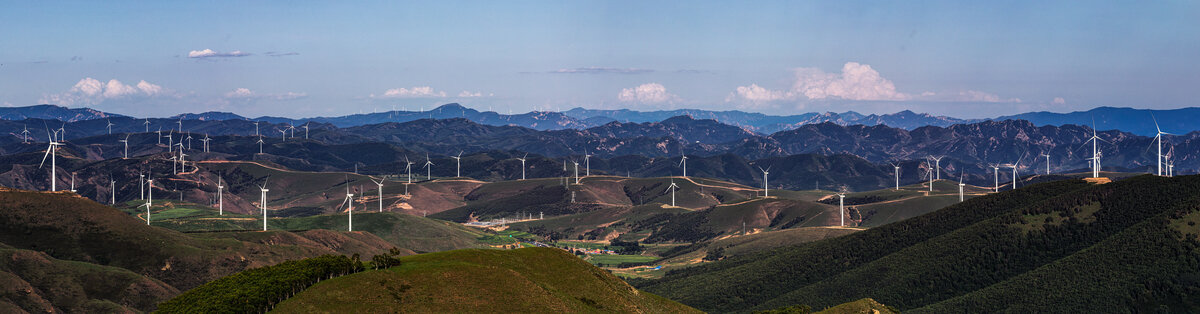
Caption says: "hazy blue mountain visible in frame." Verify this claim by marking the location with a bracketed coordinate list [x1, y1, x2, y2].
[994, 106, 1200, 136]
[0, 104, 126, 122]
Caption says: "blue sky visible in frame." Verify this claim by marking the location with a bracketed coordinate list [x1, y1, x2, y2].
[0, 0, 1196, 118]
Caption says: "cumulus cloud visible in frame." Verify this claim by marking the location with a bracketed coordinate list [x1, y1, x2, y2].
[618, 83, 679, 104]
[546, 67, 653, 74]
[224, 88, 307, 100]
[1052, 97, 1066, 105]
[727, 62, 1020, 105]
[188, 49, 251, 58]
[40, 77, 173, 106]
[458, 91, 485, 97]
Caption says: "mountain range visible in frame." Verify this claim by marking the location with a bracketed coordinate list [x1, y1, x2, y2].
[5, 103, 1199, 136]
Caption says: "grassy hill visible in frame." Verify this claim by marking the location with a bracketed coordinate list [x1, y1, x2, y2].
[0, 248, 177, 313]
[637, 175, 1200, 312]
[271, 248, 699, 313]
[0, 188, 404, 312]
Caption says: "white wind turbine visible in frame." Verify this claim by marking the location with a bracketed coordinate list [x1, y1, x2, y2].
[1009, 154, 1026, 190]
[140, 175, 154, 225]
[185, 132, 193, 150]
[989, 163, 1000, 193]
[679, 155, 688, 178]
[665, 180, 680, 207]
[424, 154, 434, 180]
[256, 136, 265, 154]
[302, 123, 310, 139]
[110, 175, 116, 204]
[1041, 153, 1051, 175]
[925, 162, 933, 192]
[890, 162, 900, 190]
[139, 173, 145, 200]
[216, 176, 224, 215]
[20, 125, 29, 143]
[451, 151, 463, 177]
[758, 166, 771, 197]
[286, 124, 296, 138]
[200, 134, 210, 152]
[39, 129, 63, 191]
[176, 117, 183, 133]
[258, 177, 270, 231]
[572, 160, 580, 184]
[1151, 115, 1171, 176]
[252, 121, 260, 136]
[929, 155, 944, 180]
[584, 150, 592, 177]
[119, 134, 130, 158]
[57, 124, 65, 142]
[370, 178, 384, 212]
[837, 192, 846, 227]
[155, 127, 162, 145]
[516, 153, 528, 180]
[70, 172, 76, 193]
[106, 119, 114, 134]
[143, 119, 150, 133]
[165, 130, 173, 149]
[958, 171, 965, 202]
[341, 183, 354, 232]
[1079, 119, 1105, 178]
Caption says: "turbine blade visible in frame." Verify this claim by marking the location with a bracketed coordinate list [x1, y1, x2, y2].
[39, 146, 51, 168]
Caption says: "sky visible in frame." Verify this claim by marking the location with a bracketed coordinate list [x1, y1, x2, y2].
[0, 0, 1197, 119]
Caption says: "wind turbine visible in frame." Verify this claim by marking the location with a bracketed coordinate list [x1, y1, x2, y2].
[200, 134, 210, 152]
[1009, 154, 1026, 190]
[165, 130, 173, 149]
[57, 124, 65, 142]
[285, 124, 296, 138]
[258, 177, 270, 231]
[1079, 119, 1105, 178]
[342, 183, 354, 232]
[926, 162, 933, 192]
[155, 127, 162, 145]
[39, 129, 62, 191]
[572, 160, 580, 184]
[69, 172, 76, 193]
[371, 178, 384, 212]
[185, 132, 193, 150]
[584, 150, 592, 177]
[929, 156, 944, 180]
[252, 121, 260, 136]
[1041, 153, 1051, 175]
[140, 176, 153, 225]
[989, 163, 1000, 193]
[1151, 115, 1171, 176]
[216, 176, 224, 215]
[143, 119, 150, 133]
[110, 175, 116, 204]
[516, 153, 528, 180]
[139, 173, 144, 200]
[302, 123, 310, 139]
[106, 119, 114, 134]
[890, 162, 900, 190]
[758, 166, 771, 197]
[176, 117, 183, 133]
[679, 155, 688, 178]
[423, 154, 434, 180]
[256, 136, 264, 154]
[837, 192, 846, 227]
[20, 125, 29, 143]
[118, 134, 130, 158]
[958, 171, 965, 202]
[665, 180, 679, 207]
[451, 151, 463, 178]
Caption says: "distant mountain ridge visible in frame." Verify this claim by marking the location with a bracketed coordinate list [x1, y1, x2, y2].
[5, 103, 1198, 136]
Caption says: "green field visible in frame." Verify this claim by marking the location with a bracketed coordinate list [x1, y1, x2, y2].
[586, 254, 659, 266]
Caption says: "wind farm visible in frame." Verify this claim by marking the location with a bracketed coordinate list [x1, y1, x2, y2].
[1, 1, 1197, 312]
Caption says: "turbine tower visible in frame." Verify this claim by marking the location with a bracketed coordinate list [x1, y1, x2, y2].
[20, 125, 29, 143]
[252, 121, 260, 136]
[341, 179, 354, 232]
[106, 119, 115, 134]
[680, 155, 688, 178]
[958, 171, 965, 202]
[155, 127, 162, 145]
[143, 119, 150, 133]
[256, 137, 265, 154]
[1080, 120, 1104, 178]
[516, 153, 528, 180]
[258, 178, 270, 231]
[758, 166, 771, 197]
[1151, 115, 1171, 176]
[302, 123, 310, 139]
[584, 150, 592, 177]
[837, 192, 846, 227]
[119, 134, 130, 158]
[1009, 154, 1026, 190]
[200, 134, 210, 152]
[140, 177, 154, 225]
[665, 180, 679, 207]
[990, 163, 1000, 193]
[216, 176, 224, 215]
[451, 151, 463, 178]
[110, 175, 116, 204]
[423, 155, 434, 180]
[890, 162, 900, 190]
[572, 161, 580, 184]
[38, 129, 62, 191]
[929, 156, 944, 180]
[139, 173, 145, 200]
[1041, 153, 1051, 175]
[371, 178, 384, 212]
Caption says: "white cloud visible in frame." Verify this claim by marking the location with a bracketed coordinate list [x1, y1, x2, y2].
[618, 83, 678, 104]
[371, 86, 447, 98]
[188, 49, 251, 58]
[224, 88, 306, 100]
[1052, 97, 1066, 105]
[41, 77, 176, 106]
[726, 62, 1020, 105]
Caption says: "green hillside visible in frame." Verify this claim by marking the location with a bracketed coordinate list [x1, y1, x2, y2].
[270, 247, 699, 313]
[0, 248, 177, 313]
[638, 175, 1200, 312]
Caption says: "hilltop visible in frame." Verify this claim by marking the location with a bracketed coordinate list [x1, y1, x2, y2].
[638, 175, 1200, 312]
[269, 248, 698, 313]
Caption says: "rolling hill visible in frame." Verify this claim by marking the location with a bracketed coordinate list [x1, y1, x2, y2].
[269, 248, 698, 313]
[637, 175, 1200, 312]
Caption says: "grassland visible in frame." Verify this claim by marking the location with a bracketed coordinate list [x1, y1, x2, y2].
[271, 248, 699, 313]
